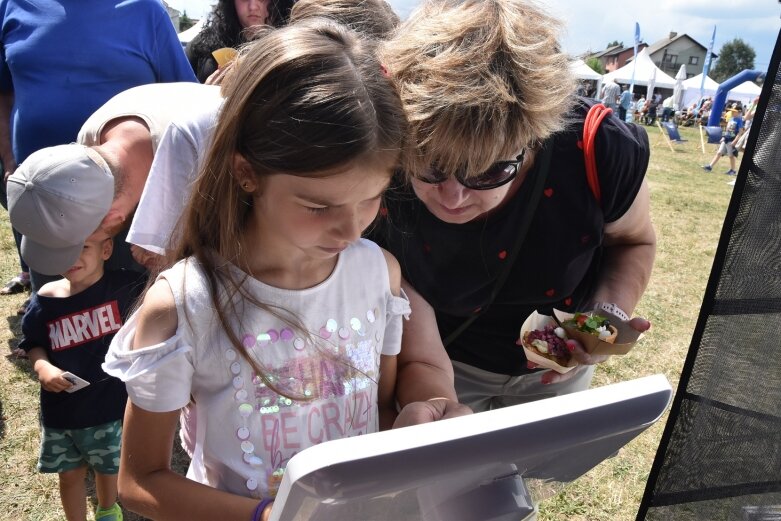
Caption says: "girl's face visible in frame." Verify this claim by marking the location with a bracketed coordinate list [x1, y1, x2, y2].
[234, 0, 270, 29]
[250, 160, 391, 263]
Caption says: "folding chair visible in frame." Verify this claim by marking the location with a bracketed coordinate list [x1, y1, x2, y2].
[699, 125, 722, 154]
[656, 121, 687, 152]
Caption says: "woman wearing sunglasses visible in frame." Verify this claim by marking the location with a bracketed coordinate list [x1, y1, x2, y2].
[375, 0, 656, 415]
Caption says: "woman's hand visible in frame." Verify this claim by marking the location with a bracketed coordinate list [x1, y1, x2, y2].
[205, 62, 234, 86]
[530, 316, 651, 385]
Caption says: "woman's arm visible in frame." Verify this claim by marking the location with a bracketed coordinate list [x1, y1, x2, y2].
[0, 91, 16, 181]
[590, 179, 656, 316]
[395, 280, 458, 405]
[119, 280, 260, 520]
[379, 248, 471, 426]
[537, 181, 655, 382]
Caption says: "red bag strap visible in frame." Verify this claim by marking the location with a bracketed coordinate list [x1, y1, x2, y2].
[582, 103, 612, 206]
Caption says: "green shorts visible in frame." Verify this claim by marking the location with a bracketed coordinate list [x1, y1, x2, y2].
[38, 419, 122, 475]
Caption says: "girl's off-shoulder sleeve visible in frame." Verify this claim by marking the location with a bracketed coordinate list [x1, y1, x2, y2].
[382, 288, 411, 356]
[103, 312, 195, 413]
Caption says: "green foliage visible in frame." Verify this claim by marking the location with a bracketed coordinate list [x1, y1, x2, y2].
[179, 10, 197, 32]
[607, 40, 624, 48]
[586, 57, 605, 74]
[710, 38, 756, 82]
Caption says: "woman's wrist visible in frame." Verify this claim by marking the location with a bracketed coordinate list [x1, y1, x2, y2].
[590, 301, 630, 321]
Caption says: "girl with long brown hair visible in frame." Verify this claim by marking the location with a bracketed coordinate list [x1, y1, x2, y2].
[104, 19, 408, 521]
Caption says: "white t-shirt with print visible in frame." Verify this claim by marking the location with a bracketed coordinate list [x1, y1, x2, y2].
[104, 239, 409, 499]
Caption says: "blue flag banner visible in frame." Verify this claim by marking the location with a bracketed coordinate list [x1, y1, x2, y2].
[700, 25, 717, 98]
[631, 22, 640, 93]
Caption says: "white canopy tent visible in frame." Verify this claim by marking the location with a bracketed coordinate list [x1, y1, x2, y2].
[570, 59, 602, 80]
[570, 59, 602, 98]
[681, 73, 720, 108]
[729, 80, 762, 106]
[681, 73, 761, 109]
[178, 18, 205, 45]
[602, 48, 677, 89]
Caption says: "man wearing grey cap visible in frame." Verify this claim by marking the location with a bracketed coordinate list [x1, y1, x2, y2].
[8, 82, 221, 281]
[7, 146, 115, 276]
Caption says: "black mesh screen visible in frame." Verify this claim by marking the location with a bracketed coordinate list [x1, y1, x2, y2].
[637, 29, 781, 521]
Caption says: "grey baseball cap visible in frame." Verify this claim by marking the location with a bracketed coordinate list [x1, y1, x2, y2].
[8, 144, 114, 276]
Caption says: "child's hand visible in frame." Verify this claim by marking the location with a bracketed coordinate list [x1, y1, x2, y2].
[34, 361, 73, 393]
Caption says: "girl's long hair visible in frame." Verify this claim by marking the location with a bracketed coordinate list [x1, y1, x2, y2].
[174, 19, 407, 399]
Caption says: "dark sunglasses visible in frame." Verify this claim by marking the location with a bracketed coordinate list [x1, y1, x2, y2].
[415, 149, 527, 190]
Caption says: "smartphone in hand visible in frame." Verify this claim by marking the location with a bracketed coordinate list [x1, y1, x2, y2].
[61, 371, 91, 393]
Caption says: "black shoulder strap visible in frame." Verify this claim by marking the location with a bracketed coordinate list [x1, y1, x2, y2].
[443, 141, 555, 347]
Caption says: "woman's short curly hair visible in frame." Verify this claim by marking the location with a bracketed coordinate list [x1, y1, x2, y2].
[380, 0, 576, 179]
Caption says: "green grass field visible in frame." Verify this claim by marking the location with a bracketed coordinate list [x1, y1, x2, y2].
[0, 124, 738, 520]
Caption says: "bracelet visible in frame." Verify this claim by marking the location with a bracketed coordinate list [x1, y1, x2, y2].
[592, 302, 630, 322]
[426, 397, 452, 402]
[252, 498, 274, 521]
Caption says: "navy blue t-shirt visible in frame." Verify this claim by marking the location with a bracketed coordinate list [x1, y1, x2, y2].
[20, 270, 146, 429]
[371, 100, 649, 375]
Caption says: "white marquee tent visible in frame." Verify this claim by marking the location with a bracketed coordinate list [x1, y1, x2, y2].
[178, 18, 205, 45]
[681, 73, 720, 108]
[602, 48, 677, 89]
[570, 59, 602, 80]
[681, 73, 762, 109]
[730, 80, 762, 105]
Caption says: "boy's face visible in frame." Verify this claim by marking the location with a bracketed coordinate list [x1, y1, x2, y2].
[62, 239, 112, 285]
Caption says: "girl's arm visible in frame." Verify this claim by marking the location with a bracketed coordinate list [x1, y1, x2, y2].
[119, 280, 260, 520]
[120, 403, 259, 520]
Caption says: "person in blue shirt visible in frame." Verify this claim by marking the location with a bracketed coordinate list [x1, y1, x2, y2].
[0, 0, 196, 309]
[702, 108, 745, 176]
[619, 85, 633, 122]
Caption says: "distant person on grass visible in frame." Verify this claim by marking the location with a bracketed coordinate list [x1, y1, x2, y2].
[702, 108, 744, 176]
[17, 189, 144, 521]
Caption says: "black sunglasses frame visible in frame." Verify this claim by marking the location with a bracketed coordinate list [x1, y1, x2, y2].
[416, 149, 527, 190]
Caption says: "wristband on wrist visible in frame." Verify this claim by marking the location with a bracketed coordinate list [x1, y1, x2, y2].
[252, 498, 274, 521]
[592, 302, 630, 321]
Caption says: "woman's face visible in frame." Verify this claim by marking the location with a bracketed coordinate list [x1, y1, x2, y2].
[410, 168, 524, 224]
[234, 0, 270, 29]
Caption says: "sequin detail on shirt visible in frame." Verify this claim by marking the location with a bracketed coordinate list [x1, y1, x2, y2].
[228, 310, 385, 497]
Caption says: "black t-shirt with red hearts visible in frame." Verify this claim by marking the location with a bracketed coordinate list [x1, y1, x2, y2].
[370, 99, 649, 375]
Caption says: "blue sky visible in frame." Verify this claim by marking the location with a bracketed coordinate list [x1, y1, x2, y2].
[169, 0, 781, 72]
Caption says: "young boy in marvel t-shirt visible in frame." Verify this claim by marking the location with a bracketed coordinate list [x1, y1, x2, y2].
[19, 237, 144, 521]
